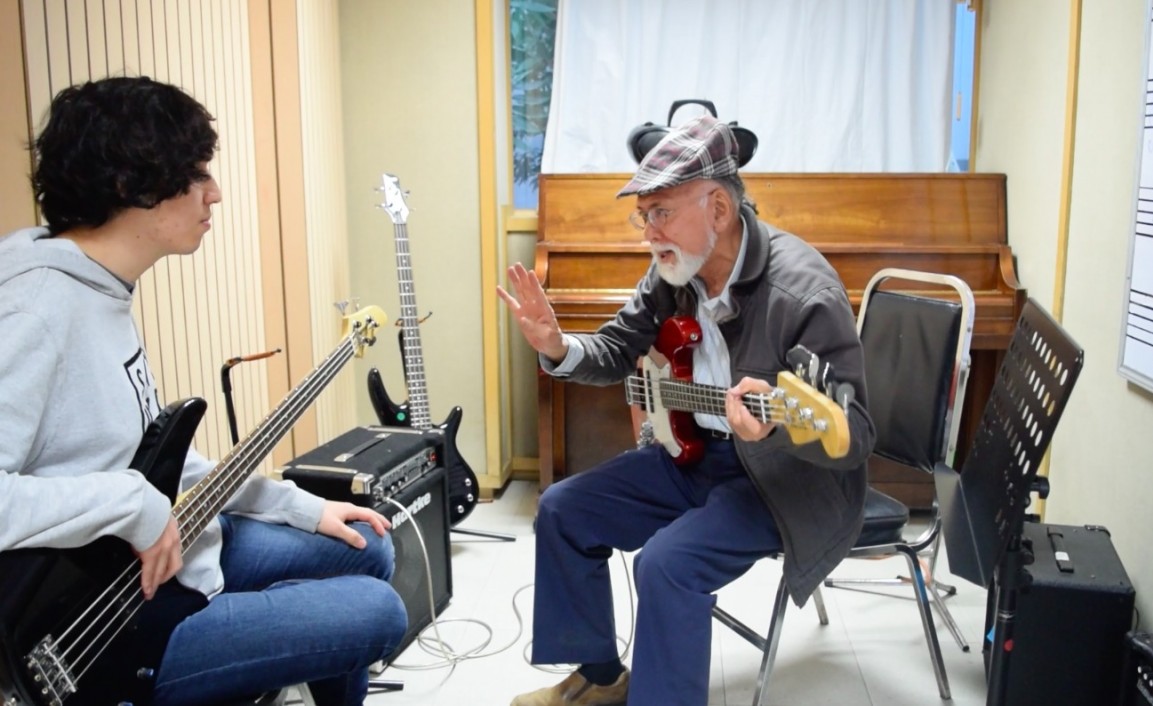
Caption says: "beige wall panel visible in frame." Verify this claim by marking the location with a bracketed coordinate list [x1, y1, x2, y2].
[247, 0, 299, 468]
[340, 0, 488, 475]
[42, 1, 70, 95]
[0, 1, 34, 234]
[296, 0, 357, 440]
[975, 0, 1069, 308]
[1049, 0, 1153, 638]
[102, 0, 125, 75]
[20, 2, 50, 131]
[85, 0, 108, 79]
[507, 231, 539, 458]
[267, 0, 319, 455]
[978, 0, 1153, 633]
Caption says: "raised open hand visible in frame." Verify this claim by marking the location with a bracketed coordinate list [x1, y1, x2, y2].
[497, 262, 568, 362]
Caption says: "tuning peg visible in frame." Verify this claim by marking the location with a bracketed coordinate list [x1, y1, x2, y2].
[813, 358, 855, 412]
[834, 382, 855, 412]
[333, 298, 362, 315]
[786, 345, 820, 383]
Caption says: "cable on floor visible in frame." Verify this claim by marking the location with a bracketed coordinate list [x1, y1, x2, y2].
[375, 495, 638, 679]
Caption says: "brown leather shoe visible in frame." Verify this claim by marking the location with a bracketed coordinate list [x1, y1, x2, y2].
[510, 669, 629, 706]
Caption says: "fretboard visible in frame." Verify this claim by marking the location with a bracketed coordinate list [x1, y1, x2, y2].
[628, 376, 775, 423]
[392, 222, 431, 429]
[174, 330, 362, 545]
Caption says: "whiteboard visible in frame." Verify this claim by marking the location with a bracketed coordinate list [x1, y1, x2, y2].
[1120, 1, 1153, 393]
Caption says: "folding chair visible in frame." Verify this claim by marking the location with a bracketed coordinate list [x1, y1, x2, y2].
[712, 268, 975, 704]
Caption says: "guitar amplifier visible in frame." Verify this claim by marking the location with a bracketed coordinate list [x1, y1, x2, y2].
[984, 522, 1135, 706]
[275, 425, 441, 507]
[274, 427, 453, 662]
[376, 465, 453, 662]
[1120, 631, 1153, 706]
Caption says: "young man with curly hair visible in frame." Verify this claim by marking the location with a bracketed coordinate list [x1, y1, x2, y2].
[0, 76, 406, 706]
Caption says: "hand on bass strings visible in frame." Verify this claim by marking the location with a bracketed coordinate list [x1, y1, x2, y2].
[497, 262, 568, 363]
[726, 377, 779, 442]
[317, 501, 391, 549]
[136, 515, 183, 600]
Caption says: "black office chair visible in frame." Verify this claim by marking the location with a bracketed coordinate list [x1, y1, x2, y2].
[712, 268, 974, 704]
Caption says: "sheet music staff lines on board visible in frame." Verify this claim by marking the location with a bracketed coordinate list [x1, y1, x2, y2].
[1118, 4, 1153, 388]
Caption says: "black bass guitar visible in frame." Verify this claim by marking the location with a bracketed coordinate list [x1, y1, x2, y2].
[0, 306, 386, 706]
[367, 173, 478, 527]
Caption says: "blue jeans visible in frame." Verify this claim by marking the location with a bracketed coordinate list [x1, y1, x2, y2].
[531, 440, 783, 706]
[153, 516, 407, 706]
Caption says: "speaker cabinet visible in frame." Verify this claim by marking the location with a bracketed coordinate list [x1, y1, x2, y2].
[984, 523, 1135, 706]
[377, 466, 453, 662]
[1120, 631, 1153, 706]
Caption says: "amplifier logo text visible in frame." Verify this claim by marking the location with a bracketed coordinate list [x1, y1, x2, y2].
[391, 491, 431, 529]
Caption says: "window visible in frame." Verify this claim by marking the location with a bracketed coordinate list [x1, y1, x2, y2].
[950, 2, 977, 171]
[509, 0, 558, 210]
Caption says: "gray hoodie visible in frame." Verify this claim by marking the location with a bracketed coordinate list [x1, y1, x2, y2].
[0, 227, 325, 598]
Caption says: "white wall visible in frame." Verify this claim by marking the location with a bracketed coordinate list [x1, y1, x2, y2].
[978, 0, 1153, 629]
[977, 0, 1069, 304]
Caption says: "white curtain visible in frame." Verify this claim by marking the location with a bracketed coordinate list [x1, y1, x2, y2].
[541, 0, 956, 173]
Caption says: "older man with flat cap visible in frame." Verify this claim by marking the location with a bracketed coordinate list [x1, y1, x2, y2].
[498, 115, 876, 706]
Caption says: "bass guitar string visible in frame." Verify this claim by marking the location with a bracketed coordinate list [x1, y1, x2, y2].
[623, 379, 788, 415]
[40, 323, 373, 698]
[49, 335, 358, 695]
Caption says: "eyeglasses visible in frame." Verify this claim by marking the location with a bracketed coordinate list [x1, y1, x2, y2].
[628, 206, 676, 231]
[628, 188, 719, 231]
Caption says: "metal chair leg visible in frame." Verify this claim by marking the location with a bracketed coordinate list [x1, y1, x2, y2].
[810, 584, 829, 626]
[824, 535, 969, 653]
[928, 581, 970, 652]
[752, 577, 792, 706]
[923, 534, 969, 652]
[899, 546, 951, 700]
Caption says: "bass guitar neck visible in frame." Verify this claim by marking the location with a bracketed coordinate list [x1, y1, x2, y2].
[374, 173, 479, 527]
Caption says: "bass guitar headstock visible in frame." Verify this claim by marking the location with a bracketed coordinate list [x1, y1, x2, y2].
[376, 173, 410, 225]
[773, 371, 850, 458]
[341, 305, 389, 356]
[776, 345, 854, 458]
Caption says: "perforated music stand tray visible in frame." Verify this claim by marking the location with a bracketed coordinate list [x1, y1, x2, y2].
[933, 299, 1084, 588]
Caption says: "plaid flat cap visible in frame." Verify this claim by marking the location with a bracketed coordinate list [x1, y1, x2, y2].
[618, 114, 740, 197]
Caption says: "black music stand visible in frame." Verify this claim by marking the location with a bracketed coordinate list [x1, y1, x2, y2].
[933, 299, 1084, 706]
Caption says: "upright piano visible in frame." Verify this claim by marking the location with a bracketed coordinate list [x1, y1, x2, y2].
[535, 172, 1026, 509]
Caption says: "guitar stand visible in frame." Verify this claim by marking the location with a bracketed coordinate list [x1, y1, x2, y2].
[368, 678, 405, 693]
[294, 678, 403, 704]
[451, 526, 516, 542]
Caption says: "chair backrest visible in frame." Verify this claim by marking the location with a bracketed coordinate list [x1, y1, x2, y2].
[939, 298, 1084, 586]
[858, 269, 975, 473]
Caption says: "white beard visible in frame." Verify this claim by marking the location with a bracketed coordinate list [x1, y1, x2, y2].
[652, 228, 717, 286]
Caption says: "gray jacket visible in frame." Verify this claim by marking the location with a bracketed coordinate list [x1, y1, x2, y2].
[559, 207, 876, 604]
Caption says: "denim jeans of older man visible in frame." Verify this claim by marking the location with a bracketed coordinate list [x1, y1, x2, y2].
[530, 439, 783, 706]
[152, 516, 407, 706]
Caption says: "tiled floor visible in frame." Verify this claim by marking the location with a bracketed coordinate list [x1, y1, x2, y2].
[357, 479, 992, 706]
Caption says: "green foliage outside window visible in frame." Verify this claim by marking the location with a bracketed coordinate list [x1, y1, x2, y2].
[510, 0, 558, 209]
